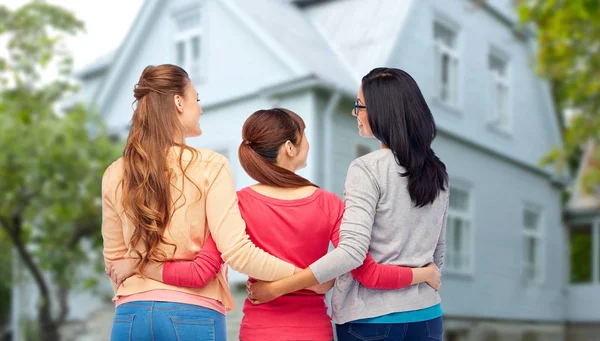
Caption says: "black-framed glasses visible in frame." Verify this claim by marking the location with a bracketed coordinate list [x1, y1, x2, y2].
[353, 100, 366, 116]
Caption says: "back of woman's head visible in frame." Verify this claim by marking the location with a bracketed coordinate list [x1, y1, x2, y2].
[361, 67, 448, 207]
[122, 64, 198, 274]
[238, 108, 317, 188]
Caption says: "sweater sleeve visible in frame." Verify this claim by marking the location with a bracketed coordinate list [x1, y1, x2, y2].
[328, 196, 413, 289]
[101, 165, 127, 294]
[162, 235, 223, 288]
[433, 196, 449, 270]
[310, 159, 379, 283]
[205, 158, 295, 281]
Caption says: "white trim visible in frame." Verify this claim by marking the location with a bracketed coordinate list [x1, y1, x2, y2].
[445, 182, 475, 276]
[433, 17, 461, 110]
[522, 204, 545, 286]
[487, 47, 512, 134]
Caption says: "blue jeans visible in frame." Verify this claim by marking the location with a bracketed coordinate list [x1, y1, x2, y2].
[110, 301, 226, 341]
[335, 317, 444, 341]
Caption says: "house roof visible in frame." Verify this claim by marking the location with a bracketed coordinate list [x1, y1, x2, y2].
[77, 0, 361, 113]
[76, 0, 537, 111]
[230, 0, 358, 92]
[567, 140, 600, 215]
[89, 0, 164, 113]
[302, 0, 415, 77]
[73, 50, 115, 80]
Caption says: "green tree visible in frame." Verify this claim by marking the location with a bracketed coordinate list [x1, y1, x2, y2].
[518, 0, 600, 193]
[0, 1, 120, 340]
[0, 234, 11, 334]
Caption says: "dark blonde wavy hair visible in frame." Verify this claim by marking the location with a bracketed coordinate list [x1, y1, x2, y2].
[121, 64, 199, 275]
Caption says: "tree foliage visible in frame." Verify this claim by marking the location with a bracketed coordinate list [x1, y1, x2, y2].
[519, 0, 600, 194]
[0, 1, 120, 339]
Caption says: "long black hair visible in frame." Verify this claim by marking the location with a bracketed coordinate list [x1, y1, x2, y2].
[361, 67, 448, 207]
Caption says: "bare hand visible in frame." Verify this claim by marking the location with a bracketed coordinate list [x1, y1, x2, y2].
[247, 279, 282, 305]
[425, 263, 441, 291]
[105, 259, 137, 286]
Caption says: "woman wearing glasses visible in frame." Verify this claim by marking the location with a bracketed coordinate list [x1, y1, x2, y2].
[248, 67, 449, 341]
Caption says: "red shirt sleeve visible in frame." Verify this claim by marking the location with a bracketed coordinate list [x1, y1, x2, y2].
[328, 195, 413, 289]
[162, 234, 224, 288]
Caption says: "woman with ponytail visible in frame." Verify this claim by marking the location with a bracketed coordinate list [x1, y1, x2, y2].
[248, 68, 450, 341]
[101, 65, 302, 341]
[108, 107, 441, 341]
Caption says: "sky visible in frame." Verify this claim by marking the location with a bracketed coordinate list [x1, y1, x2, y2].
[2, 0, 144, 72]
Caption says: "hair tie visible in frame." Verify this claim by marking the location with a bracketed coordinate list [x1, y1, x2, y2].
[243, 140, 252, 146]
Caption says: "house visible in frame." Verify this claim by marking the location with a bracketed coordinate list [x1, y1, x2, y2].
[15, 0, 592, 340]
[563, 140, 600, 340]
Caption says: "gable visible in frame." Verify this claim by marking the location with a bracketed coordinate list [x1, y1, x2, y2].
[568, 140, 600, 214]
[90, 0, 359, 120]
[231, 0, 357, 92]
[302, 0, 415, 78]
[92, 0, 317, 129]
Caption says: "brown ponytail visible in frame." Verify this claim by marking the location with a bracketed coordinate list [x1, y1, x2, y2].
[122, 64, 199, 275]
[238, 108, 317, 188]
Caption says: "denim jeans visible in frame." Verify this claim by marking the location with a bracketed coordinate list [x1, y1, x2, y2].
[335, 317, 444, 341]
[110, 301, 226, 341]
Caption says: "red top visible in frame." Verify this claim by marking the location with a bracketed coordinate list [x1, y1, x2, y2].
[163, 187, 413, 341]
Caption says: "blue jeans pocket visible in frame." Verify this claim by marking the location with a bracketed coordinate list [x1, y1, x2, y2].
[110, 313, 134, 341]
[348, 324, 393, 341]
[170, 315, 215, 341]
[425, 317, 444, 340]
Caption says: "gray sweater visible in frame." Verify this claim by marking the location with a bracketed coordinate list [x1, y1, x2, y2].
[309, 149, 448, 324]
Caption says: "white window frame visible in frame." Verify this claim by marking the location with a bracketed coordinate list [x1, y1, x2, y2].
[433, 19, 460, 109]
[445, 183, 474, 275]
[173, 9, 203, 80]
[488, 49, 511, 132]
[522, 205, 545, 286]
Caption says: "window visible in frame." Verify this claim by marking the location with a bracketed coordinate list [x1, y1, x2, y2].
[570, 224, 593, 284]
[489, 52, 510, 130]
[434, 20, 459, 107]
[523, 208, 543, 284]
[174, 10, 202, 79]
[355, 145, 372, 158]
[446, 186, 473, 273]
